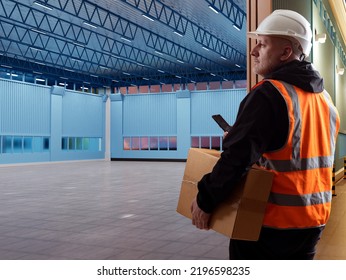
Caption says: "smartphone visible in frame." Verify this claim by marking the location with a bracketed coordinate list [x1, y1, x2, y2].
[212, 114, 232, 132]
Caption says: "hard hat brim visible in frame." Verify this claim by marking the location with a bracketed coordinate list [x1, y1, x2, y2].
[247, 31, 296, 38]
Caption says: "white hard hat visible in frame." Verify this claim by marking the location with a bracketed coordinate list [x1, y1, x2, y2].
[247, 9, 312, 57]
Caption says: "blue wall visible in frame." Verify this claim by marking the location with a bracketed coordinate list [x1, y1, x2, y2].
[111, 89, 246, 160]
[58, 89, 105, 161]
[191, 89, 245, 135]
[1, 78, 246, 164]
[0, 79, 105, 164]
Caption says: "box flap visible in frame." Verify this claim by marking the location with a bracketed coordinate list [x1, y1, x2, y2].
[183, 148, 220, 183]
[232, 169, 274, 240]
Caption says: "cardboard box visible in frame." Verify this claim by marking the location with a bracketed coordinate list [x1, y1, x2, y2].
[176, 148, 273, 241]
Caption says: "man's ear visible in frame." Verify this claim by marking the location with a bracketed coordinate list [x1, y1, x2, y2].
[280, 46, 293, 61]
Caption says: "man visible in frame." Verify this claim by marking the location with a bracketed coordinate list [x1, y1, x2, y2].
[191, 9, 340, 259]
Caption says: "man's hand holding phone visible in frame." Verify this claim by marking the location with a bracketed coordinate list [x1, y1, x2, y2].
[212, 114, 232, 132]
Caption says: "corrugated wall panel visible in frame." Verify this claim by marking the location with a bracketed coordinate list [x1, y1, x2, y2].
[0, 79, 50, 135]
[62, 91, 104, 137]
[191, 89, 246, 135]
[123, 93, 177, 135]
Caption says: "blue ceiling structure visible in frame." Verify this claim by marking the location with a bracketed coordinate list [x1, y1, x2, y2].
[0, 0, 247, 88]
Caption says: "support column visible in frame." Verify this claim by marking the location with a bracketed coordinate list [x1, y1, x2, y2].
[103, 88, 111, 160]
[176, 90, 191, 159]
[110, 93, 124, 159]
[50, 85, 65, 161]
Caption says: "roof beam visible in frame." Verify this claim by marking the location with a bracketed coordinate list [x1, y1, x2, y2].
[122, 0, 246, 66]
[205, 0, 246, 29]
[121, 0, 189, 35]
[191, 23, 246, 66]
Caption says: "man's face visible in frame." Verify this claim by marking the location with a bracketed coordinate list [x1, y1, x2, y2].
[250, 35, 289, 77]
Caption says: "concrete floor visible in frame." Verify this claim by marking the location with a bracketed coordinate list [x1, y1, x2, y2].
[0, 160, 345, 260]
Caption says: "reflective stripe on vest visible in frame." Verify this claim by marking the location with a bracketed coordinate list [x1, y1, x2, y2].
[269, 190, 332, 206]
[259, 79, 340, 229]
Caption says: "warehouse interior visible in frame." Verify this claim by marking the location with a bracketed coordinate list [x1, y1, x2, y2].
[0, 0, 346, 260]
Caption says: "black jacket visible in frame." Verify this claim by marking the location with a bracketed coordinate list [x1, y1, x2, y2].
[197, 60, 325, 213]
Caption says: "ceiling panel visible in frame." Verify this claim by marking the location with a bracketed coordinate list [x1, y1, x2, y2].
[0, 0, 247, 88]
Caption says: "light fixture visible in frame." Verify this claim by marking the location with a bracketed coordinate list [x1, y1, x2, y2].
[208, 5, 219, 14]
[314, 30, 326, 43]
[30, 47, 42, 52]
[177, 59, 184, 64]
[7, 73, 18, 77]
[71, 58, 82, 63]
[336, 65, 345, 75]
[233, 24, 241, 31]
[173, 31, 184, 37]
[202, 46, 209, 51]
[83, 22, 97, 29]
[33, 1, 53, 10]
[31, 28, 47, 35]
[142, 14, 155, 21]
[120, 36, 132, 43]
[73, 42, 86, 48]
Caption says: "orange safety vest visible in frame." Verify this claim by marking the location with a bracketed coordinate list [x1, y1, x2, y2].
[258, 79, 340, 229]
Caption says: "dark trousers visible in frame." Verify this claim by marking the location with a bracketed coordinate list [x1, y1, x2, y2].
[229, 226, 324, 260]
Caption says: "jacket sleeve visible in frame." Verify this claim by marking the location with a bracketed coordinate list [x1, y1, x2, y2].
[196, 83, 287, 213]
